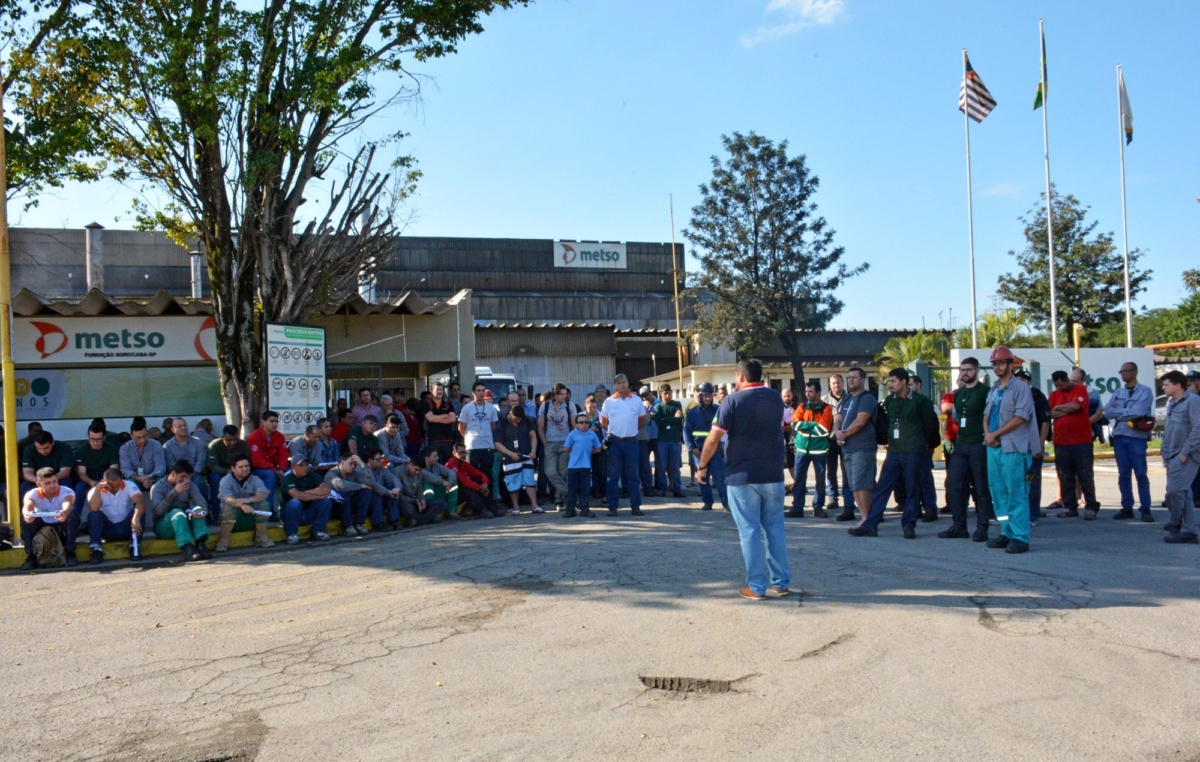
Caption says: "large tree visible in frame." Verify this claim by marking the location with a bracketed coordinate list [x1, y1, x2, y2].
[69, 0, 522, 427]
[684, 132, 867, 390]
[1, 0, 105, 209]
[998, 186, 1151, 341]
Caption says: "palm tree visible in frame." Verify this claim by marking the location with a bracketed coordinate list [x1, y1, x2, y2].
[875, 331, 948, 376]
[954, 309, 1045, 349]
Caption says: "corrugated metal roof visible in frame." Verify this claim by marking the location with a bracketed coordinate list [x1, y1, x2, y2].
[11, 287, 469, 317]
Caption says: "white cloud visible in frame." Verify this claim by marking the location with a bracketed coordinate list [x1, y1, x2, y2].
[982, 182, 1020, 197]
[741, 0, 847, 47]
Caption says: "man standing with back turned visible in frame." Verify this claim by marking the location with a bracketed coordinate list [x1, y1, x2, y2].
[698, 359, 791, 601]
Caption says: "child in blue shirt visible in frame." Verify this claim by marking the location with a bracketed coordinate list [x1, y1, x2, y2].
[563, 414, 602, 518]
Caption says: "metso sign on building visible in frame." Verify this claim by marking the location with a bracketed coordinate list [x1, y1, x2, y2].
[553, 241, 627, 269]
[15, 316, 216, 364]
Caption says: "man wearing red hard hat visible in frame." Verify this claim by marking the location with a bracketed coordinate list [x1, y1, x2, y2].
[981, 346, 1040, 553]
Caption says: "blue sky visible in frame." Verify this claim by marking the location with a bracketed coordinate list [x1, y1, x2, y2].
[18, 0, 1200, 330]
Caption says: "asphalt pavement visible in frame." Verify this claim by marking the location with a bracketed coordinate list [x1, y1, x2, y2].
[2, 460, 1198, 761]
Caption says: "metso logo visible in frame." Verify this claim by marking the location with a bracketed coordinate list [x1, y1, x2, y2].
[31, 321, 68, 359]
[561, 244, 621, 265]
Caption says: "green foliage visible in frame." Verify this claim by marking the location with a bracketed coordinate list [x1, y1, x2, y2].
[58, 0, 524, 424]
[953, 309, 1045, 349]
[998, 186, 1152, 335]
[1092, 308, 1177, 348]
[1, 0, 106, 208]
[874, 331, 948, 378]
[683, 132, 867, 388]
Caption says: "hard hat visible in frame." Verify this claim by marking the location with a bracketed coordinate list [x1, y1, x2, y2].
[696, 382, 715, 395]
[989, 346, 1015, 362]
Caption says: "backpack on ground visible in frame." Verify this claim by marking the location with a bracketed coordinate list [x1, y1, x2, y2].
[33, 526, 67, 568]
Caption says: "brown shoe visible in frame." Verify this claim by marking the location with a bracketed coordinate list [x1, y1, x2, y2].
[739, 587, 766, 601]
[766, 588, 790, 597]
[1083, 509, 1097, 520]
[1056, 509, 1080, 518]
[253, 524, 276, 548]
[215, 523, 234, 552]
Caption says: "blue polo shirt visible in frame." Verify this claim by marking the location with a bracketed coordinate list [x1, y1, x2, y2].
[564, 429, 601, 470]
[713, 383, 785, 485]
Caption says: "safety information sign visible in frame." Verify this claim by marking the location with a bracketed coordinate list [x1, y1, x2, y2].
[265, 323, 327, 437]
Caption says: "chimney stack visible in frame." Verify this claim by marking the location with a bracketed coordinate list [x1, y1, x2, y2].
[189, 250, 204, 298]
[84, 222, 105, 291]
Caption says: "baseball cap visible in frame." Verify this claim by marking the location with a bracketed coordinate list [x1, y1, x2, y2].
[290, 454, 310, 467]
[639, 385, 652, 396]
[1187, 370, 1200, 380]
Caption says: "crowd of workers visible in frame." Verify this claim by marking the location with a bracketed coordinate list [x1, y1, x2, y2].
[7, 358, 1200, 571]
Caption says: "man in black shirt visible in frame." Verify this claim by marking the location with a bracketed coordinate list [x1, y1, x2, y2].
[424, 382, 459, 463]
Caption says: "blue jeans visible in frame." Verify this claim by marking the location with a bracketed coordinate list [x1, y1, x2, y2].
[566, 467, 592, 510]
[208, 473, 225, 512]
[367, 492, 400, 525]
[826, 443, 855, 509]
[336, 490, 373, 526]
[988, 447, 1032, 543]
[655, 441, 682, 493]
[607, 438, 642, 510]
[863, 453, 922, 530]
[699, 451, 728, 507]
[252, 468, 279, 510]
[791, 453, 827, 510]
[1112, 435, 1152, 511]
[282, 497, 333, 536]
[86, 509, 136, 549]
[638, 440, 654, 492]
[727, 482, 791, 595]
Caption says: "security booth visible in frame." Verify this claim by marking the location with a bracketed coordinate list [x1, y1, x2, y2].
[6, 288, 475, 441]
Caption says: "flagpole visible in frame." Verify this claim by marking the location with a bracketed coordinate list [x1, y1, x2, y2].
[0, 65, 19, 531]
[1040, 19, 1059, 348]
[963, 49, 979, 350]
[669, 194, 685, 394]
[1117, 64, 1133, 348]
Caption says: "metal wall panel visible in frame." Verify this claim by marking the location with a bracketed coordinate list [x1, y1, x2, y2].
[475, 327, 615, 357]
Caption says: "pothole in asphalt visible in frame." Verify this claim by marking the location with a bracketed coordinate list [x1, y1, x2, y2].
[639, 676, 733, 693]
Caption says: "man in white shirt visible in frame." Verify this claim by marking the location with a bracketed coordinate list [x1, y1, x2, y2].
[86, 467, 147, 565]
[459, 380, 500, 480]
[21, 467, 81, 570]
[600, 374, 647, 517]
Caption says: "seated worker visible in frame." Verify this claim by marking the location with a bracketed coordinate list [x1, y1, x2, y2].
[287, 424, 323, 467]
[376, 414, 411, 475]
[363, 448, 403, 530]
[314, 418, 341, 472]
[397, 458, 444, 527]
[158, 417, 176, 443]
[85, 467, 147, 565]
[246, 410, 288, 512]
[330, 408, 354, 447]
[323, 451, 397, 537]
[163, 418, 210, 499]
[345, 414, 382, 459]
[21, 430, 76, 496]
[150, 460, 212, 561]
[447, 443, 497, 519]
[119, 420, 167, 493]
[216, 454, 274, 552]
[16, 421, 44, 455]
[20, 467, 81, 570]
[280, 455, 333, 545]
[207, 425, 251, 512]
[74, 421, 121, 509]
[192, 419, 216, 445]
[419, 447, 462, 521]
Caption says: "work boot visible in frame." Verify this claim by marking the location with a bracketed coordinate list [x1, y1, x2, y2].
[254, 524, 275, 548]
[1005, 539, 1030, 554]
[1164, 532, 1199, 544]
[1140, 511, 1155, 523]
[1083, 509, 1098, 521]
[986, 535, 1010, 549]
[21, 555, 38, 571]
[1112, 508, 1135, 520]
[1056, 509, 1080, 518]
[180, 543, 196, 561]
[215, 523, 234, 552]
[702, 503, 713, 511]
[902, 525, 916, 540]
[196, 541, 213, 560]
[836, 508, 856, 522]
[920, 509, 938, 523]
[562, 508, 577, 519]
[971, 527, 989, 543]
[847, 525, 877, 537]
[938, 526, 970, 539]
[827, 498, 840, 511]
[785, 508, 804, 518]
[939, 505, 952, 514]
[813, 507, 829, 519]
